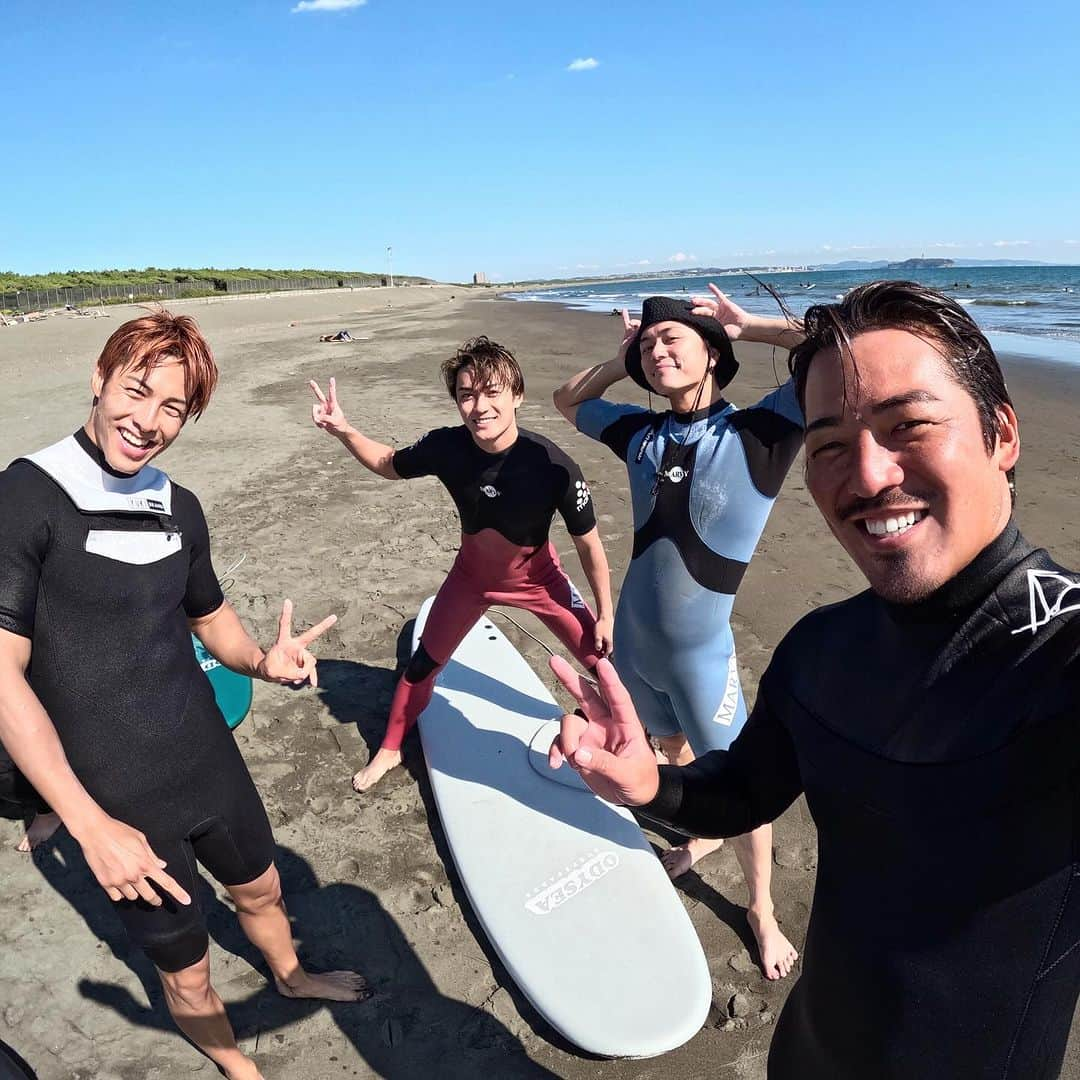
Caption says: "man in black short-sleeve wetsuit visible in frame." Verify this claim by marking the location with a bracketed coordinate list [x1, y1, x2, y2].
[547, 282, 1080, 1078]
[0, 312, 367, 1080]
[310, 335, 614, 793]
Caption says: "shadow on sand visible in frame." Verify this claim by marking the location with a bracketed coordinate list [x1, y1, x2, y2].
[26, 829, 557, 1077]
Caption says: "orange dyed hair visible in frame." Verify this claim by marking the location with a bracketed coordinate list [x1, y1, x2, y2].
[96, 309, 219, 420]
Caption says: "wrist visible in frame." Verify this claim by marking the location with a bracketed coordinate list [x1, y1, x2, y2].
[252, 648, 269, 681]
[64, 800, 110, 843]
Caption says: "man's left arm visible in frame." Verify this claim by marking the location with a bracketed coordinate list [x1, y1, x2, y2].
[642, 682, 803, 838]
[180, 488, 335, 686]
[190, 598, 336, 687]
[691, 283, 806, 352]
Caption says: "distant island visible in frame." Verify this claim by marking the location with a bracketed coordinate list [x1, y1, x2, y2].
[885, 258, 954, 270]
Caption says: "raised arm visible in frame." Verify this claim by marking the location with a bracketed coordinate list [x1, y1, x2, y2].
[690, 283, 806, 351]
[0, 628, 192, 907]
[552, 309, 640, 426]
[310, 377, 400, 479]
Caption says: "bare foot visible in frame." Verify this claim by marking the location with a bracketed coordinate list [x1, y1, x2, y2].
[223, 1057, 265, 1080]
[352, 748, 402, 792]
[276, 969, 372, 1003]
[748, 906, 798, 981]
[660, 836, 723, 880]
[16, 812, 62, 852]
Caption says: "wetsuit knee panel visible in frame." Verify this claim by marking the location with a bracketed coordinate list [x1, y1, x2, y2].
[144, 927, 211, 973]
[405, 643, 440, 684]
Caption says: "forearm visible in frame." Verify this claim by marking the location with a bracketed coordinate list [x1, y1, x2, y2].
[638, 695, 803, 837]
[738, 314, 805, 350]
[638, 758, 766, 838]
[554, 356, 627, 415]
[0, 669, 107, 837]
[189, 601, 266, 679]
[572, 532, 614, 619]
[333, 426, 399, 479]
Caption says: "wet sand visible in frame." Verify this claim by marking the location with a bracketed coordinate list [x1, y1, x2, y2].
[1, 286, 1078, 1078]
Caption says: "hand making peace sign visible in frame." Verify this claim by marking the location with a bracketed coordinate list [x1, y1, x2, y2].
[256, 598, 337, 688]
[690, 282, 753, 340]
[309, 376, 349, 436]
[615, 307, 642, 365]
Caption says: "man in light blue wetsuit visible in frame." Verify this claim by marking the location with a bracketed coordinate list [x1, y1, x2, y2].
[554, 288, 805, 979]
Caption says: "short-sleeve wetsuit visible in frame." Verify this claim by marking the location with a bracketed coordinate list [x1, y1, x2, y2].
[576, 384, 803, 754]
[0, 431, 275, 971]
[380, 425, 601, 751]
[641, 523, 1080, 1078]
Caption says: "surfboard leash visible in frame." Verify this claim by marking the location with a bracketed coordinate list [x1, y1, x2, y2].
[487, 609, 599, 689]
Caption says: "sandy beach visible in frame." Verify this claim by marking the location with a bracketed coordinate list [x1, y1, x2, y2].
[2, 285, 1079, 1079]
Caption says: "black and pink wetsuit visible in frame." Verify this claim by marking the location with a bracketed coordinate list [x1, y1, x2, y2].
[382, 425, 601, 752]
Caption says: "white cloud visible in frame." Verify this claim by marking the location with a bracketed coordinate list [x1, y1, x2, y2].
[668, 252, 697, 263]
[992, 239, 1030, 247]
[636, 259, 651, 265]
[292, 0, 365, 12]
[575, 263, 600, 270]
[927, 241, 964, 249]
[1065, 240, 1080, 246]
[567, 57, 599, 71]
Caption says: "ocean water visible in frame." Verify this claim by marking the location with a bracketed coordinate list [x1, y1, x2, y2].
[506, 266, 1080, 365]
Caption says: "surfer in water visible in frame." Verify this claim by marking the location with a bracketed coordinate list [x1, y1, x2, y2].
[0, 311, 368, 1080]
[310, 336, 614, 792]
[552, 288, 805, 980]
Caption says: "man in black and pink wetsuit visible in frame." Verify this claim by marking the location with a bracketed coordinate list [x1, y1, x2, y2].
[311, 335, 614, 792]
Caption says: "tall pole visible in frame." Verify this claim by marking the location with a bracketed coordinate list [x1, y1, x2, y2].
[387, 246, 394, 288]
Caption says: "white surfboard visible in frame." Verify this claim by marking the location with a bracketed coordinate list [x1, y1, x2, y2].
[414, 598, 711, 1058]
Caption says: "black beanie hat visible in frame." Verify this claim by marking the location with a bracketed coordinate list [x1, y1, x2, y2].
[624, 296, 739, 393]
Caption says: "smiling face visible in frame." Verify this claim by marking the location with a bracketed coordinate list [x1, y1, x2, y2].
[454, 366, 522, 452]
[803, 328, 1019, 603]
[87, 357, 190, 473]
[638, 320, 715, 406]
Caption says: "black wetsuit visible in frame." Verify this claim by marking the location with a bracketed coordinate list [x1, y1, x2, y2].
[380, 425, 600, 751]
[642, 523, 1080, 1078]
[0, 431, 274, 971]
[392, 425, 597, 545]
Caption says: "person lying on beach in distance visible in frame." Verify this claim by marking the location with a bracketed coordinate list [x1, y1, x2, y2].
[547, 281, 1080, 1079]
[551, 288, 804, 980]
[0, 311, 369, 1080]
[310, 336, 614, 793]
[319, 330, 353, 342]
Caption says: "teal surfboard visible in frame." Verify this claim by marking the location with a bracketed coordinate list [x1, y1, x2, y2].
[191, 634, 253, 730]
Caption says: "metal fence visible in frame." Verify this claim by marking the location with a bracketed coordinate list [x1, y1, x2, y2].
[1, 275, 383, 312]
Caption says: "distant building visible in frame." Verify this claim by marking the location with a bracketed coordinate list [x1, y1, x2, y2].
[473, 272, 487, 285]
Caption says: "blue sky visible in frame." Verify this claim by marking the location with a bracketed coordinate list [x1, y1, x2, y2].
[4, 0, 1079, 281]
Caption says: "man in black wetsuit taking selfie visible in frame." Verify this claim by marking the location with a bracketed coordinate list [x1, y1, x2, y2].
[547, 281, 1080, 1079]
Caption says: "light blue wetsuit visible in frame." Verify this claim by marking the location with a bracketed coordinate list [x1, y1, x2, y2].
[577, 384, 803, 755]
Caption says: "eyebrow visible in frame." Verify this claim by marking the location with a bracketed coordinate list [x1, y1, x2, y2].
[805, 389, 943, 436]
[126, 376, 188, 407]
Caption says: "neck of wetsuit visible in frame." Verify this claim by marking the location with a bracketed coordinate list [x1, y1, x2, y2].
[883, 519, 1029, 625]
[74, 426, 140, 479]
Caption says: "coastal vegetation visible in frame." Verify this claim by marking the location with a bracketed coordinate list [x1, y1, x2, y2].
[0, 267, 426, 292]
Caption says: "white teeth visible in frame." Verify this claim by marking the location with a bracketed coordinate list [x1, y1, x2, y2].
[864, 510, 922, 537]
[120, 430, 150, 449]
